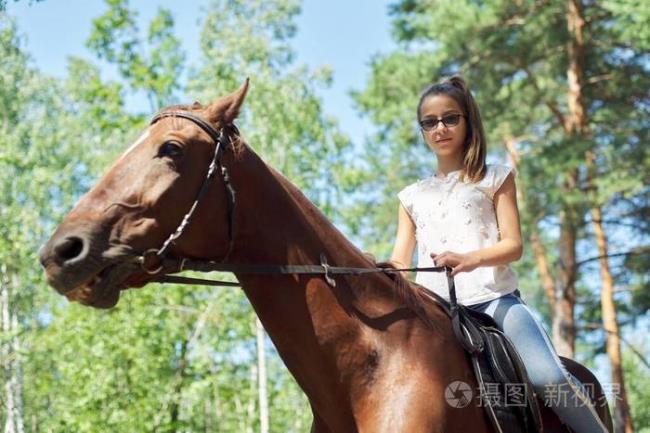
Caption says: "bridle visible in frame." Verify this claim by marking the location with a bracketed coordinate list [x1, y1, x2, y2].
[132, 110, 453, 291]
[137, 110, 238, 276]
[126, 110, 483, 354]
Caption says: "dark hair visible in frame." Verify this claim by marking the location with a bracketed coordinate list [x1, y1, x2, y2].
[417, 75, 487, 183]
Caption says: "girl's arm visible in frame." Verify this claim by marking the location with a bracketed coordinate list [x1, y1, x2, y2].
[390, 203, 416, 272]
[432, 172, 523, 276]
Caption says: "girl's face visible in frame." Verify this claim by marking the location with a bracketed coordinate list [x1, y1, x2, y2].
[419, 94, 467, 160]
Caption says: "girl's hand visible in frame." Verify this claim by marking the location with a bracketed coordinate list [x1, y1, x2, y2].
[430, 251, 481, 277]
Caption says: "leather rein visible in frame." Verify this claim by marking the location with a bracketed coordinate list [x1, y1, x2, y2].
[133, 111, 454, 292]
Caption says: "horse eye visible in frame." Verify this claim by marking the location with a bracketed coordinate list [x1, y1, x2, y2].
[158, 141, 183, 159]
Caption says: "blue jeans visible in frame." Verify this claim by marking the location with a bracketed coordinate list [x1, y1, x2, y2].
[466, 290, 608, 433]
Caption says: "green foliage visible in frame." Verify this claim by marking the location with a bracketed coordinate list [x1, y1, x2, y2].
[187, 0, 355, 221]
[624, 249, 650, 316]
[623, 343, 650, 431]
[353, 1, 649, 430]
[23, 286, 274, 432]
[2, 1, 357, 430]
[0, 0, 44, 12]
[602, 0, 650, 51]
[353, 0, 649, 312]
[86, 0, 185, 109]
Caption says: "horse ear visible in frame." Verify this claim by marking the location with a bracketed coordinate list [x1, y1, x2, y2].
[205, 78, 249, 125]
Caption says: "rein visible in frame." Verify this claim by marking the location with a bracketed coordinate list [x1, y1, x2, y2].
[130, 109, 481, 350]
[137, 110, 455, 293]
[141, 253, 453, 288]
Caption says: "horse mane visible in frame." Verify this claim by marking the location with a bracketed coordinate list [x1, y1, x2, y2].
[373, 260, 442, 331]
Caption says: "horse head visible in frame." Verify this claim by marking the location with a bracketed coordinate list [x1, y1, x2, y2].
[39, 80, 249, 308]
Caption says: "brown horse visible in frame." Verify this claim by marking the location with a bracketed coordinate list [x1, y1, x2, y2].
[39, 81, 612, 433]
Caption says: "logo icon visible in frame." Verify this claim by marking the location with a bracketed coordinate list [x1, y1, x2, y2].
[445, 381, 473, 408]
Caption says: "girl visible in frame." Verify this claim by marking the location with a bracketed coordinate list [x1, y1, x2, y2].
[390, 76, 608, 433]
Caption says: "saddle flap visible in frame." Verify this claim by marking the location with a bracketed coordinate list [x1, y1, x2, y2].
[455, 308, 544, 433]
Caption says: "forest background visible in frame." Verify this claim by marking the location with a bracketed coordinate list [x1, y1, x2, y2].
[1, 0, 648, 432]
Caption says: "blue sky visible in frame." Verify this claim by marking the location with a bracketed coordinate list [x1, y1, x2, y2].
[7, 0, 396, 146]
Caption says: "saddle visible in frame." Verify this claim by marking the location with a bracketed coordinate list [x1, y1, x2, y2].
[420, 276, 544, 433]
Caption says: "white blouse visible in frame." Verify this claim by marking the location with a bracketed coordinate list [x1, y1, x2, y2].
[398, 164, 518, 305]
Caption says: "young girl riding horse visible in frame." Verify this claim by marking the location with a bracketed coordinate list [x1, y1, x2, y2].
[390, 75, 609, 433]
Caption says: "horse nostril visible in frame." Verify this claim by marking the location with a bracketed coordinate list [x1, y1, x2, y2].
[53, 236, 86, 263]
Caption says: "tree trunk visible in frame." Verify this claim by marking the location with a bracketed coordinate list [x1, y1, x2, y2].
[213, 380, 221, 431]
[552, 0, 592, 360]
[246, 360, 256, 433]
[2, 271, 25, 433]
[567, 1, 633, 431]
[10, 303, 25, 433]
[553, 203, 578, 358]
[503, 137, 557, 311]
[530, 232, 556, 309]
[2, 276, 15, 433]
[588, 159, 634, 433]
[170, 339, 188, 432]
[256, 318, 269, 433]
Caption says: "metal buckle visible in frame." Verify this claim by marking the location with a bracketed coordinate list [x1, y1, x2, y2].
[320, 253, 336, 287]
[141, 249, 164, 275]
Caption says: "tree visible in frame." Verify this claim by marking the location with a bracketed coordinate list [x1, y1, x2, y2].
[0, 0, 44, 13]
[86, 0, 185, 110]
[353, 1, 649, 431]
[184, 1, 357, 428]
[0, 13, 135, 432]
[3, 0, 360, 431]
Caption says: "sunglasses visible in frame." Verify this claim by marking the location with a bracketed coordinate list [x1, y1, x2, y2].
[419, 113, 465, 132]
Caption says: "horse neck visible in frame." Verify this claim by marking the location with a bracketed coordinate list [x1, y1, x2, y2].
[224, 146, 399, 411]
[228, 145, 373, 281]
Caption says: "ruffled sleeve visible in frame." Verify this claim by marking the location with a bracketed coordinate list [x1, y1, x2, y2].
[398, 183, 417, 220]
[475, 164, 516, 200]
